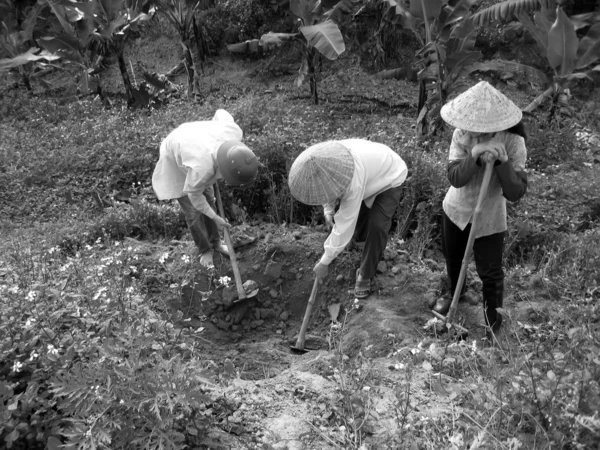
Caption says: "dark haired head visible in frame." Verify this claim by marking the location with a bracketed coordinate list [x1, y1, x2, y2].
[505, 120, 527, 141]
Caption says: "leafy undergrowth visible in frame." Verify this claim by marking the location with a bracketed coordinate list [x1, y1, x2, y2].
[2, 39, 600, 450]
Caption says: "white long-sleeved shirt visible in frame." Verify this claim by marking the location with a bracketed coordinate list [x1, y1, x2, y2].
[151, 110, 243, 218]
[319, 139, 408, 265]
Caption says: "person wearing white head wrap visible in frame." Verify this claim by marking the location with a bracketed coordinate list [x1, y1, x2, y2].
[152, 109, 258, 268]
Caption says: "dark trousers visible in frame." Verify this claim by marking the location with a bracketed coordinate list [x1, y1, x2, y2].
[177, 187, 220, 254]
[441, 212, 504, 325]
[354, 186, 403, 279]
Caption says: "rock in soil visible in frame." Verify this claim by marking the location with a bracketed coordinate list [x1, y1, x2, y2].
[264, 261, 282, 279]
[222, 286, 237, 307]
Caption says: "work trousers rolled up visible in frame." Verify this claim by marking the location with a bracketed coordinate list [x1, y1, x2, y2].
[354, 186, 403, 280]
[441, 212, 504, 326]
[177, 186, 220, 254]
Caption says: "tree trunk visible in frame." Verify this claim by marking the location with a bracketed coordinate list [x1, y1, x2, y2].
[416, 80, 428, 136]
[308, 49, 318, 105]
[182, 42, 195, 98]
[115, 42, 135, 105]
[524, 86, 555, 113]
[21, 70, 32, 91]
[192, 16, 210, 69]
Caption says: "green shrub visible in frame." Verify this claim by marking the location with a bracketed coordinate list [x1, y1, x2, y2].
[394, 138, 449, 259]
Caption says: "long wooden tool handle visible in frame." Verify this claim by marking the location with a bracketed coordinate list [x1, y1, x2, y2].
[214, 183, 246, 300]
[295, 278, 320, 350]
[447, 162, 494, 324]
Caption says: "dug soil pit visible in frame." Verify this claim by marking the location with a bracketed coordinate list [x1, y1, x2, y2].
[149, 222, 531, 448]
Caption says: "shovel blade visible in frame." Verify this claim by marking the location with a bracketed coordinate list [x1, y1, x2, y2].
[232, 288, 259, 303]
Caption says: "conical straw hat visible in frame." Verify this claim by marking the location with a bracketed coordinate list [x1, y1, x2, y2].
[440, 81, 522, 133]
[288, 141, 354, 205]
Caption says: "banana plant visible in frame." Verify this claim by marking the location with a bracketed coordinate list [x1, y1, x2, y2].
[0, 0, 60, 89]
[469, 0, 556, 27]
[381, 0, 481, 135]
[155, 0, 212, 99]
[227, 0, 360, 104]
[467, 5, 600, 118]
[38, 0, 154, 103]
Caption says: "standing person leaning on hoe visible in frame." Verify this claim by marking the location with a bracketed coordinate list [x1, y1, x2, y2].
[433, 81, 528, 336]
[288, 140, 408, 298]
[152, 109, 259, 269]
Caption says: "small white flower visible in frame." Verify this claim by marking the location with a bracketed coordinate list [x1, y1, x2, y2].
[8, 286, 19, 294]
[30, 350, 39, 361]
[26, 291, 37, 302]
[12, 361, 23, 372]
[25, 318, 36, 328]
[130, 265, 138, 273]
[159, 252, 169, 264]
[93, 287, 107, 300]
[47, 344, 59, 356]
[362, 386, 371, 392]
[181, 255, 190, 264]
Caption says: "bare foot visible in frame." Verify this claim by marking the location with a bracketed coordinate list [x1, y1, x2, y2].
[200, 250, 214, 268]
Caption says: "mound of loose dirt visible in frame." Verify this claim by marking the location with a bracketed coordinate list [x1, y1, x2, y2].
[146, 221, 547, 448]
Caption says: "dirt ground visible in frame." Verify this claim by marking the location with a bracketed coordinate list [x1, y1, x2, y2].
[146, 219, 544, 450]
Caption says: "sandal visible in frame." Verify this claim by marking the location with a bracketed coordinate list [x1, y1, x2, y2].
[354, 269, 371, 299]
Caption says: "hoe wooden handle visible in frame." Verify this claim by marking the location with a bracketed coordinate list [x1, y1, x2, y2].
[446, 162, 494, 325]
[214, 183, 246, 301]
[295, 278, 320, 351]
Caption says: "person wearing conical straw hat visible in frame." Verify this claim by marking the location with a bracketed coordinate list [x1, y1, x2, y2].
[288, 140, 408, 298]
[152, 109, 259, 269]
[433, 81, 529, 337]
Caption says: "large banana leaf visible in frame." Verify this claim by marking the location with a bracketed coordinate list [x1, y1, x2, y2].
[0, 48, 61, 72]
[546, 7, 578, 75]
[533, 8, 554, 33]
[439, 0, 476, 28]
[300, 20, 345, 60]
[323, 0, 361, 24]
[290, 0, 318, 25]
[470, 0, 556, 27]
[570, 12, 600, 31]
[38, 35, 84, 63]
[446, 18, 477, 54]
[52, 0, 96, 21]
[444, 49, 481, 74]
[576, 23, 600, 69]
[465, 59, 549, 85]
[410, 0, 442, 20]
[517, 12, 548, 57]
[41, 0, 76, 36]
